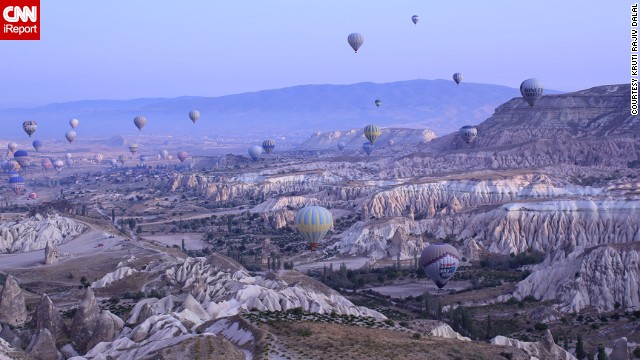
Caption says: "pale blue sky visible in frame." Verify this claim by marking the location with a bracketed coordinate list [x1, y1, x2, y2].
[0, 1, 627, 108]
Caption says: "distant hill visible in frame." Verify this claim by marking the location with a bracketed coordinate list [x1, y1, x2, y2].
[0, 80, 542, 140]
[295, 127, 436, 151]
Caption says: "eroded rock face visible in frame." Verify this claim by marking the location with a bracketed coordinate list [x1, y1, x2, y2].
[30, 294, 66, 339]
[610, 337, 629, 360]
[85, 311, 124, 352]
[0, 275, 27, 326]
[26, 329, 60, 360]
[70, 288, 100, 351]
[0, 214, 86, 253]
[491, 330, 576, 360]
[44, 241, 58, 265]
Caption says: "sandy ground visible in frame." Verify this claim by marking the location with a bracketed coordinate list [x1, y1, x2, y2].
[0, 229, 124, 270]
[365, 280, 472, 298]
[143, 232, 207, 250]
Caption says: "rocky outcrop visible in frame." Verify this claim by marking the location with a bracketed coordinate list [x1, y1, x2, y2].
[490, 330, 576, 360]
[91, 266, 137, 289]
[296, 127, 436, 151]
[70, 288, 100, 352]
[0, 214, 86, 253]
[163, 256, 385, 320]
[611, 337, 629, 360]
[26, 329, 61, 360]
[0, 275, 27, 326]
[512, 244, 640, 313]
[405, 320, 470, 341]
[44, 242, 58, 265]
[85, 311, 124, 352]
[30, 294, 65, 339]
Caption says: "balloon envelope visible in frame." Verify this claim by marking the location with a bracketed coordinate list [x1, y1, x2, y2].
[364, 124, 381, 145]
[419, 243, 461, 289]
[337, 142, 346, 151]
[7, 143, 17, 153]
[362, 142, 373, 156]
[32, 140, 43, 152]
[22, 121, 37, 137]
[69, 118, 79, 129]
[94, 153, 104, 163]
[460, 125, 478, 144]
[374, 99, 382, 107]
[133, 116, 147, 131]
[177, 151, 188, 163]
[520, 78, 544, 106]
[262, 140, 276, 154]
[128, 144, 139, 155]
[453, 73, 463, 85]
[41, 158, 52, 171]
[189, 110, 200, 124]
[248, 145, 262, 160]
[294, 206, 333, 251]
[347, 33, 364, 53]
[411, 15, 420, 24]
[161, 150, 169, 159]
[65, 130, 77, 143]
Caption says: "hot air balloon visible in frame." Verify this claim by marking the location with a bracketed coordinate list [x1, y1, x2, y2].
[347, 33, 364, 53]
[133, 116, 147, 131]
[110, 159, 118, 168]
[453, 73, 463, 86]
[13, 150, 29, 167]
[128, 144, 139, 155]
[262, 140, 275, 154]
[362, 142, 373, 156]
[7, 143, 17, 154]
[460, 126, 478, 144]
[139, 155, 149, 164]
[118, 154, 128, 166]
[8, 172, 25, 195]
[294, 206, 333, 251]
[65, 158, 74, 168]
[22, 121, 37, 137]
[28, 192, 37, 200]
[166, 155, 173, 161]
[94, 153, 104, 164]
[41, 158, 52, 171]
[65, 130, 77, 143]
[337, 142, 346, 151]
[411, 15, 420, 24]
[32, 140, 43, 152]
[248, 145, 262, 161]
[375, 99, 382, 107]
[69, 118, 79, 129]
[5, 160, 20, 172]
[364, 125, 381, 145]
[520, 78, 544, 107]
[419, 243, 461, 289]
[189, 110, 200, 124]
[177, 151, 188, 163]
[65, 153, 72, 160]
[53, 159, 64, 172]
[161, 150, 169, 159]
[387, 139, 395, 146]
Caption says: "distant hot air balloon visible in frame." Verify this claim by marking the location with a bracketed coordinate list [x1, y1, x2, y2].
[262, 140, 276, 154]
[8, 172, 25, 195]
[22, 121, 37, 137]
[362, 142, 373, 156]
[139, 155, 149, 164]
[248, 145, 262, 161]
[337, 142, 346, 151]
[133, 116, 147, 131]
[364, 124, 381, 145]
[161, 150, 169, 159]
[520, 78, 544, 107]
[118, 154, 128, 166]
[375, 99, 382, 107]
[459, 125, 478, 145]
[110, 159, 118, 167]
[69, 118, 79, 129]
[28, 192, 37, 200]
[13, 150, 29, 167]
[411, 15, 420, 24]
[65, 130, 77, 143]
[32, 140, 43, 152]
[128, 144, 139, 155]
[94, 153, 104, 164]
[419, 243, 461, 289]
[166, 155, 173, 161]
[177, 151, 188, 163]
[294, 205, 333, 251]
[65, 158, 74, 168]
[5, 160, 20, 172]
[41, 158, 52, 171]
[347, 33, 364, 53]
[387, 139, 395, 146]
[65, 153, 72, 160]
[7, 143, 17, 154]
[53, 159, 64, 172]
[189, 110, 200, 124]
[453, 73, 463, 86]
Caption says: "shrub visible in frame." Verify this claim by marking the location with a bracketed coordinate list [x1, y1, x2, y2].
[534, 323, 548, 331]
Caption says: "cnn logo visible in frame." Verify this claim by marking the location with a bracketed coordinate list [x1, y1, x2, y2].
[0, 0, 39, 40]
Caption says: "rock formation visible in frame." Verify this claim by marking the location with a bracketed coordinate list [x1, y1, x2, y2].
[85, 310, 124, 352]
[0, 214, 86, 253]
[44, 241, 58, 265]
[70, 288, 100, 352]
[610, 337, 629, 360]
[491, 330, 576, 360]
[30, 294, 65, 339]
[0, 275, 27, 326]
[26, 328, 61, 360]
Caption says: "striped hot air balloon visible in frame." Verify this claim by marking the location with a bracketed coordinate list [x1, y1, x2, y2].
[294, 206, 333, 251]
[347, 33, 364, 53]
[336, 142, 346, 151]
[8, 171, 25, 195]
[248, 145, 262, 160]
[363, 124, 381, 145]
[460, 125, 477, 144]
[188, 110, 200, 124]
[22, 121, 37, 137]
[262, 139, 276, 154]
[419, 243, 461, 289]
[453, 73, 463, 85]
[177, 151, 188, 163]
[520, 78, 544, 107]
